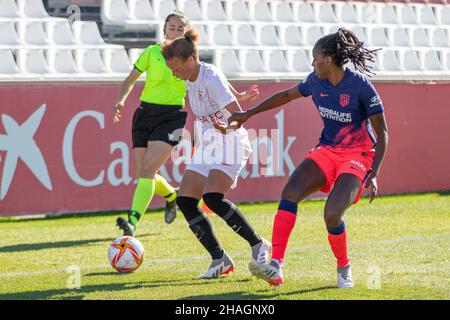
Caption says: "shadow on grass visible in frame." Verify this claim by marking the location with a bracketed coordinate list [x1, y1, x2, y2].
[0, 233, 157, 253]
[181, 286, 337, 300]
[0, 209, 165, 223]
[0, 277, 250, 300]
[437, 190, 450, 197]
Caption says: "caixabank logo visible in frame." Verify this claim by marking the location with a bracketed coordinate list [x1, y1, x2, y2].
[0, 104, 52, 200]
[0, 102, 298, 214]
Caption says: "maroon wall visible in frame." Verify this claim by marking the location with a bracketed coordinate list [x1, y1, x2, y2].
[0, 81, 449, 216]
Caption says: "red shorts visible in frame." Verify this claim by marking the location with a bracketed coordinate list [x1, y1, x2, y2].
[305, 145, 374, 204]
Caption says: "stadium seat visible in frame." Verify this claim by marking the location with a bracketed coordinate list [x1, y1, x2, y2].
[214, 49, 242, 76]
[75, 48, 107, 73]
[445, 51, 450, 73]
[266, 50, 290, 73]
[258, 24, 280, 46]
[350, 26, 368, 44]
[305, 26, 324, 46]
[229, 0, 250, 21]
[417, 4, 438, 25]
[0, 21, 21, 45]
[46, 20, 77, 45]
[157, 0, 177, 20]
[46, 48, 79, 74]
[101, 0, 129, 27]
[382, 49, 402, 72]
[287, 49, 312, 74]
[380, 3, 399, 25]
[179, 0, 204, 22]
[422, 50, 443, 73]
[430, 27, 449, 48]
[336, 2, 360, 24]
[280, 25, 304, 47]
[315, 1, 337, 23]
[234, 24, 257, 46]
[358, 3, 379, 25]
[368, 27, 390, 47]
[398, 3, 418, 25]
[274, 1, 295, 22]
[17, 0, 63, 21]
[127, 0, 156, 21]
[401, 50, 422, 74]
[72, 21, 105, 45]
[17, 21, 49, 45]
[0, 49, 20, 77]
[212, 24, 234, 46]
[16, 48, 50, 74]
[206, 0, 228, 21]
[391, 27, 410, 47]
[102, 47, 132, 73]
[293, 1, 316, 23]
[17, 0, 47, 18]
[192, 24, 210, 46]
[0, 0, 21, 19]
[438, 5, 450, 25]
[365, 50, 382, 74]
[128, 48, 144, 64]
[252, 0, 273, 22]
[240, 49, 266, 74]
[411, 27, 430, 47]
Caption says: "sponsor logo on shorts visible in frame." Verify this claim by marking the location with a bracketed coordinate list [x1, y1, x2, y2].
[350, 160, 366, 172]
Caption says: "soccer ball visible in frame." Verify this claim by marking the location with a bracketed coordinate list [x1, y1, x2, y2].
[108, 236, 145, 272]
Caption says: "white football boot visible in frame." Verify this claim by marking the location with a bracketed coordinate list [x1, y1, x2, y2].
[251, 259, 284, 287]
[337, 264, 354, 288]
[248, 238, 272, 278]
[196, 252, 235, 279]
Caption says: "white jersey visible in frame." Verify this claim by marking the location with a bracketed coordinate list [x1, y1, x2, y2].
[186, 62, 243, 133]
[185, 62, 251, 188]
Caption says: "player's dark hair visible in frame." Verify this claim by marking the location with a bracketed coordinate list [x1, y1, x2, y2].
[315, 28, 380, 75]
[161, 29, 200, 61]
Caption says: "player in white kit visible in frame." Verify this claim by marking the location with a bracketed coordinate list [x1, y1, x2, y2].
[161, 34, 271, 279]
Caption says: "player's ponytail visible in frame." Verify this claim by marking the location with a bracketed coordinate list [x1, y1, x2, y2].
[161, 31, 200, 62]
[316, 28, 380, 75]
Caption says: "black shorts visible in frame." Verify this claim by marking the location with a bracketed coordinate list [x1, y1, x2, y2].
[132, 102, 187, 148]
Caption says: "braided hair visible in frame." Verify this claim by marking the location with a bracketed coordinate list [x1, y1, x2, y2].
[315, 28, 380, 75]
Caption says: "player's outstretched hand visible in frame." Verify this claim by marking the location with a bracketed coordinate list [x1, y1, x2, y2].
[365, 174, 378, 203]
[228, 111, 249, 128]
[237, 85, 259, 103]
[113, 102, 124, 123]
[212, 117, 239, 134]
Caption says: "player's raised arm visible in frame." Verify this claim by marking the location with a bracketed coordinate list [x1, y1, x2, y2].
[365, 112, 389, 203]
[228, 84, 303, 127]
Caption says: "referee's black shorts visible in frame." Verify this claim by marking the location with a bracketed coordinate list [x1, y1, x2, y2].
[131, 102, 187, 148]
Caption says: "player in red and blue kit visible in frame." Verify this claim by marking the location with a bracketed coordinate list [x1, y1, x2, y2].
[229, 28, 389, 288]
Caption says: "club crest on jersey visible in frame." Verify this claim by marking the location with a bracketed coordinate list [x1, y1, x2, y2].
[339, 94, 350, 107]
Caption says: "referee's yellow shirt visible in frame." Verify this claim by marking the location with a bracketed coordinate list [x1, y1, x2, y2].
[134, 44, 186, 107]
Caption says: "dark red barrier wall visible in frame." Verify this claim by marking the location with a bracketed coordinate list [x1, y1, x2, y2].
[0, 81, 449, 216]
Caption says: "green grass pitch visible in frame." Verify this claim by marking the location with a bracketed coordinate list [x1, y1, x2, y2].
[0, 192, 449, 300]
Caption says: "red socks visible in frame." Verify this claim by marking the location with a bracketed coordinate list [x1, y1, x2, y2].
[327, 223, 350, 267]
[271, 200, 298, 262]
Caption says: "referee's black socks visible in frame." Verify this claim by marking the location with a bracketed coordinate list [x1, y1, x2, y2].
[203, 193, 262, 247]
[176, 196, 224, 260]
